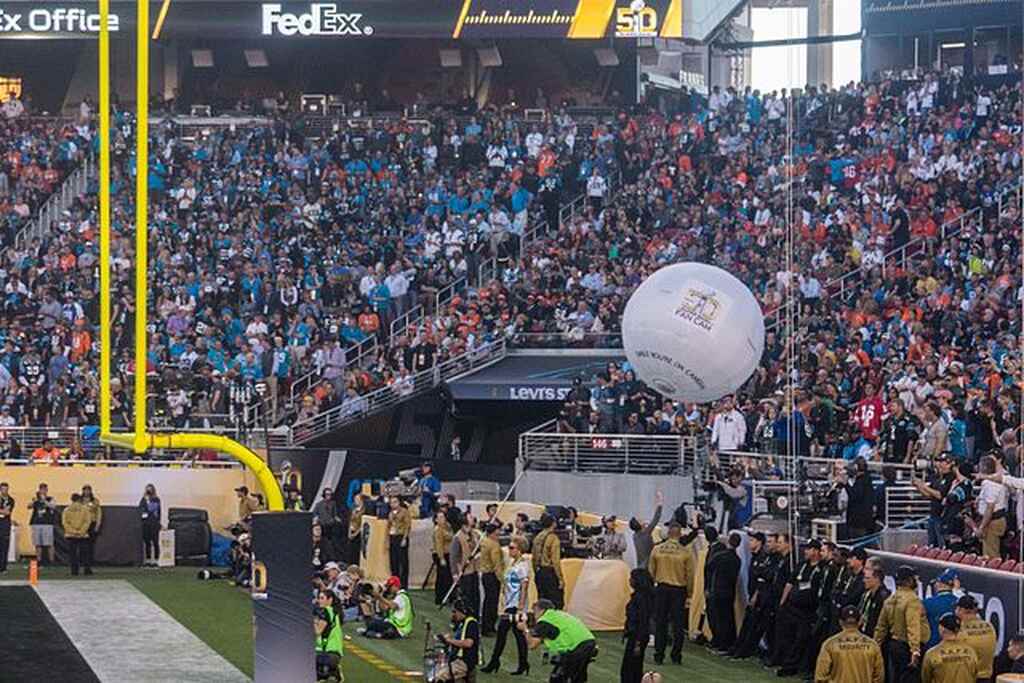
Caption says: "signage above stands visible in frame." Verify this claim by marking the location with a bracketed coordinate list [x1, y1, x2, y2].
[0, 0, 681, 40]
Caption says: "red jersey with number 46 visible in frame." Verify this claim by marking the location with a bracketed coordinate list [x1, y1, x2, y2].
[852, 395, 885, 441]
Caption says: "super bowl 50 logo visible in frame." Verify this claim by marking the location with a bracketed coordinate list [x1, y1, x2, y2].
[674, 285, 723, 332]
[615, 0, 658, 37]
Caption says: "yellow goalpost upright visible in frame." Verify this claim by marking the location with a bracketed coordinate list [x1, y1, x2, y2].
[95, 0, 283, 511]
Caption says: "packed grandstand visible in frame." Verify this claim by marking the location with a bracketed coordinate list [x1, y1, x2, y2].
[0, 64, 1019, 464]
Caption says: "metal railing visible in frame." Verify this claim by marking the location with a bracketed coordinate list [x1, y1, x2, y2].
[510, 331, 624, 349]
[390, 305, 425, 339]
[282, 335, 380, 420]
[692, 448, 922, 482]
[765, 186, 1020, 332]
[434, 276, 467, 314]
[884, 485, 932, 528]
[477, 257, 498, 287]
[518, 418, 696, 474]
[0, 458, 242, 468]
[10, 154, 96, 253]
[289, 338, 508, 445]
[0, 424, 244, 458]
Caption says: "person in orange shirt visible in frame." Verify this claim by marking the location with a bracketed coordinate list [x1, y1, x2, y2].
[32, 439, 61, 465]
[537, 146, 557, 177]
[357, 307, 380, 338]
[70, 319, 91, 363]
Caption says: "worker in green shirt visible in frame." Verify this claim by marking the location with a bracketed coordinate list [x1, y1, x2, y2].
[518, 599, 598, 682]
[315, 589, 344, 682]
[360, 575, 414, 639]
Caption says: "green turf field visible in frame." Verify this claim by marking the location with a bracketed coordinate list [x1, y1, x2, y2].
[7, 564, 782, 682]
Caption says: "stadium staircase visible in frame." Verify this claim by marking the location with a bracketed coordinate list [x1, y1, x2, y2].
[6, 152, 95, 255]
[764, 185, 1021, 333]
[275, 338, 509, 447]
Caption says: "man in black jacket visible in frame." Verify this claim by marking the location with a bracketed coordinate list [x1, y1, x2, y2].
[708, 533, 742, 653]
[731, 531, 772, 659]
[844, 458, 876, 541]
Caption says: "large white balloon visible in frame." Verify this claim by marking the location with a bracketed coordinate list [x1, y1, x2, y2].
[622, 262, 765, 403]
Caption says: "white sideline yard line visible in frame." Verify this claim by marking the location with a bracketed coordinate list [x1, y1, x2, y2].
[34, 580, 250, 683]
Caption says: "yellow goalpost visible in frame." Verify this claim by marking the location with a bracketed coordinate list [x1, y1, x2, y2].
[96, 0, 283, 510]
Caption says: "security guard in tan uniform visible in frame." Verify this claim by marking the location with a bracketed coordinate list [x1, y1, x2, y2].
[815, 605, 883, 683]
[479, 522, 505, 636]
[532, 513, 565, 608]
[387, 496, 412, 589]
[874, 565, 930, 683]
[432, 511, 454, 607]
[648, 520, 693, 666]
[954, 595, 995, 683]
[921, 613, 977, 683]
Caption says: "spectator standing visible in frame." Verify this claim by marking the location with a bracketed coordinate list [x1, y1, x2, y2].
[80, 485, 101, 574]
[29, 483, 56, 565]
[976, 455, 1009, 558]
[312, 487, 343, 548]
[138, 484, 162, 567]
[629, 491, 663, 569]
[878, 399, 922, 464]
[62, 493, 92, 576]
[0, 482, 12, 573]
[481, 536, 530, 675]
[710, 396, 746, 453]
[586, 168, 607, 210]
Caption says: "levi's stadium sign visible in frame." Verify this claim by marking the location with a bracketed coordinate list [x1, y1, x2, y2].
[0, 0, 681, 40]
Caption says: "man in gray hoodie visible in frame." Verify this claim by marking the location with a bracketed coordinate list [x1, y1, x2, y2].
[629, 491, 663, 568]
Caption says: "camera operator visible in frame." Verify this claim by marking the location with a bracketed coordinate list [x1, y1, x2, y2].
[912, 454, 958, 548]
[230, 533, 253, 587]
[418, 462, 442, 520]
[844, 458, 876, 541]
[314, 591, 344, 682]
[592, 515, 626, 560]
[313, 562, 345, 601]
[518, 599, 598, 683]
[359, 575, 413, 640]
[434, 598, 480, 682]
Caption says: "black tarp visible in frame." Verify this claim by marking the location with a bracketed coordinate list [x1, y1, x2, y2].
[54, 505, 143, 566]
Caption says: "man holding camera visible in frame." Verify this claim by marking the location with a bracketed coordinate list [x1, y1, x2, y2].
[519, 599, 598, 683]
[435, 598, 480, 682]
[912, 454, 959, 548]
[360, 575, 414, 640]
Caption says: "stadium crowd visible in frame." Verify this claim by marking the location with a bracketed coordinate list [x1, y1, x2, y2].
[0, 65, 1018, 465]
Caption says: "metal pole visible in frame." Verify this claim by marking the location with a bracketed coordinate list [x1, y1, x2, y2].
[132, 0, 150, 454]
[99, 0, 112, 437]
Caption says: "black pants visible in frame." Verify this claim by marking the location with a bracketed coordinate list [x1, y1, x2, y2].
[481, 572, 501, 634]
[485, 608, 528, 672]
[142, 522, 160, 562]
[709, 595, 736, 651]
[551, 639, 597, 683]
[733, 605, 770, 658]
[773, 603, 813, 670]
[653, 584, 686, 662]
[347, 533, 362, 566]
[0, 527, 8, 572]
[84, 530, 97, 569]
[536, 566, 564, 609]
[389, 536, 409, 588]
[620, 636, 647, 683]
[364, 616, 400, 639]
[883, 639, 919, 683]
[68, 537, 87, 575]
[434, 554, 453, 606]
[459, 572, 480, 617]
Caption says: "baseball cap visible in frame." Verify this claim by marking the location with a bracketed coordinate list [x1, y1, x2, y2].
[935, 568, 959, 585]
[935, 453, 952, 463]
[938, 613, 961, 632]
[957, 595, 979, 611]
[323, 561, 341, 573]
[840, 605, 861, 622]
[896, 565, 918, 582]
[385, 576, 402, 589]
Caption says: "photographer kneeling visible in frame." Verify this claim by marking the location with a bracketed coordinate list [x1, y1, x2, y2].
[359, 575, 414, 640]
[435, 598, 480, 682]
[519, 599, 598, 683]
[315, 590, 344, 682]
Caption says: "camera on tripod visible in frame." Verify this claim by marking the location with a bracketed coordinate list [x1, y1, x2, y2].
[382, 468, 421, 499]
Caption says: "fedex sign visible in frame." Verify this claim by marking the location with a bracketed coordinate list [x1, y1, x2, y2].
[261, 3, 374, 36]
